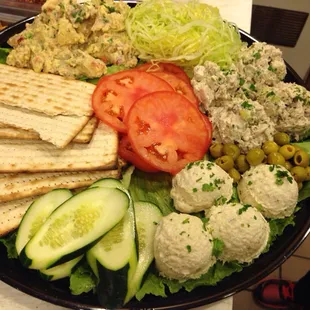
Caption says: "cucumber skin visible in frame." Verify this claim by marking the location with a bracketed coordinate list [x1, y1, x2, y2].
[97, 262, 129, 309]
[20, 187, 129, 270]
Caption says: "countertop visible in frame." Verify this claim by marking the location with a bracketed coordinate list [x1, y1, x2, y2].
[0, 1, 252, 309]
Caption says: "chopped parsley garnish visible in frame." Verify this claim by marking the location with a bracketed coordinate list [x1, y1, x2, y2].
[247, 181, 253, 185]
[239, 78, 245, 86]
[202, 183, 216, 192]
[153, 221, 158, 225]
[294, 95, 306, 103]
[269, 165, 275, 172]
[186, 245, 192, 253]
[275, 169, 293, 185]
[182, 218, 190, 224]
[210, 173, 215, 178]
[267, 91, 276, 98]
[238, 204, 251, 215]
[241, 101, 253, 109]
[253, 51, 261, 59]
[214, 196, 227, 206]
[187, 162, 194, 170]
[179, 231, 186, 236]
[214, 178, 225, 189]
[192, 188, 198, 193]
[268, 65, 277, 73]
[59, 2, 65, 10]
[196, 177, 202, 182]
[25, 33, 33, 39]
[104, 4, 119, 13]
[249, 84, 257, 92]
[108, 38, 113, 43]
[206, 162, 214, 170]
[254, 215, 257, 220]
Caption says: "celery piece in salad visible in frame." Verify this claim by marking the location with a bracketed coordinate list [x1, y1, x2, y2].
[125, 0, 243, 69]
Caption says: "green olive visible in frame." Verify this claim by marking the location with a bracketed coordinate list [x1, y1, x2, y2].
[290, 166, 307, 183]
[262, 141, 279, 155]
[279, 144, 296, 160]
[210, 143, 224, 159]
[293, 150, 309, 167]
[236, 155, 250, 173]
[215, 155, 234, 172]
[246, 148, 265, 166]
[298, 182, 303, 191]
[274, 132, 290, 146]
[228, 168, 241, 183]
[283, 161, 293, 171]
[267, 152, 286, 166]
[222, 144, 241, 161]
[305, 167, 310, 181]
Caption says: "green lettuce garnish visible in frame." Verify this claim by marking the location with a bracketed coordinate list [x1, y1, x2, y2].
[0, 47, 11, 64]
[69, 259, 97, 295]
[136, 261, 243, 300]
[0, 231, 18, 259]
[128, 169, 175, 216]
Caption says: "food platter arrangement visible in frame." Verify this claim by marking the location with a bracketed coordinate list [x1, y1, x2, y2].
[0, 0, 310, 309]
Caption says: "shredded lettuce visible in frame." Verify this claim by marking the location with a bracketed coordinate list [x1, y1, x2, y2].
[125, 0, 242, 68]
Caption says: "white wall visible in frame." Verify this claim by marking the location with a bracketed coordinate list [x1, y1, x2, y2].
[253, 0, 310, 79]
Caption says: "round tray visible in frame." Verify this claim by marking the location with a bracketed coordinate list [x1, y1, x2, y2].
[0, 13, 310, 310]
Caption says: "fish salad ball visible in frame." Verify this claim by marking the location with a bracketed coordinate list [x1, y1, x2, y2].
[154, 213, 215, 281]
[238, 164, 298, 218]
[170, 160, 234, 213]
[207, 203, 270, 263]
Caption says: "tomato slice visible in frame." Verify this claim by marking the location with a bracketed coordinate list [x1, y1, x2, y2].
[126, 91, 212, 174]
[136, 62, 191, 85]
[119, 135, 159, 172]
[92, 70, 173, 133]
[150, 72, 199, 107]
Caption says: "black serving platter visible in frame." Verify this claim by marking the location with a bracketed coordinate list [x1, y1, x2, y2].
[0, 11, 310, 310]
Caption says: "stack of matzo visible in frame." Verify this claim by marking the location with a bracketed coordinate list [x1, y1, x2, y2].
[0, 65, 120, 236]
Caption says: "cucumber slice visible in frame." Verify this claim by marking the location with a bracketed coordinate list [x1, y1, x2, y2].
[90, 178, 124, 190]
[86, 178, 137, 308]
[15, 189, 73, 255]
[40, 255, 83, 281]
[20, 187, 129, 270]
[125, 201, 163, 304]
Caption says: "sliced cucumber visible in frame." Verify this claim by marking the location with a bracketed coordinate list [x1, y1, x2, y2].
[125, 201, 163, 304]
[20, 187, 129, 270]
[86, 178, 137, 308]
[40, 255, 83, 281]
[15, 189, 73, 255]
[89, 177, 125, 190]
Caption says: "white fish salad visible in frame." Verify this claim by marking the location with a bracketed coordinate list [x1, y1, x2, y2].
[154, 213, 215, 280]
[207, 203, 270, 263]
[170, 160, 234, 213]
[238, 164, 299, 219]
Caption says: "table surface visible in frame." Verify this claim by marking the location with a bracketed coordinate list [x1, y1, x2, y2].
[0, 1, 252, 309]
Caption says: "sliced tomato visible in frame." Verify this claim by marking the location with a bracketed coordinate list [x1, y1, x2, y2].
[126, 91, 212, 174]
[119, 135, 159, 172]
[150, 72, 199, 107]
[136, 62, 191, 85]
[92, 70, 173, 133]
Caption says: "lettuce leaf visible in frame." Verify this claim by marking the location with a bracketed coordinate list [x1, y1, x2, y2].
[0, 47, 11, 64]
[136, 261, 243, 300]
[69, 259, 97, 295]
[0, 231, 18, 259]
[298, 181, 310, 202]
[128, 169, 175, 216]
[264, 214, 295, 253]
